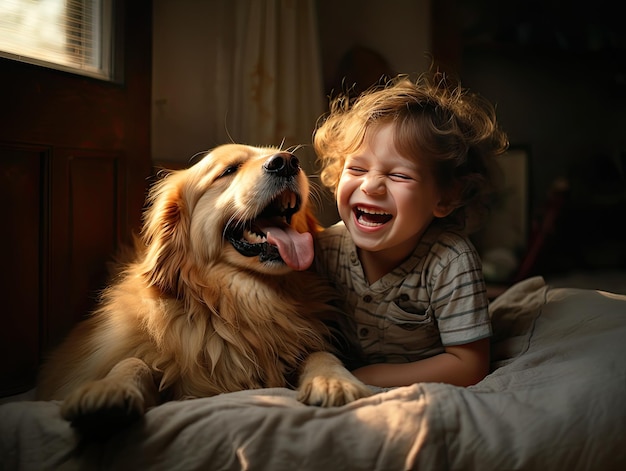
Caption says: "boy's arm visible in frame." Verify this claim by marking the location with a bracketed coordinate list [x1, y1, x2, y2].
[350, 338, 490, 388]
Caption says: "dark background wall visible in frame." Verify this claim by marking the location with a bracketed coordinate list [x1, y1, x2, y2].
[441, 0, 626, 277]
[152, 0, 626, 281]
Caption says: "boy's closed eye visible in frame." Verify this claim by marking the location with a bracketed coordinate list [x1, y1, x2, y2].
[388, 173, 413, 181]
[345, 167, 415, 181]
[346, 166, 367, 175]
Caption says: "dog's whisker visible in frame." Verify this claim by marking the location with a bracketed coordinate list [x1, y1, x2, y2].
[189, 150, 209, 165]
[222, 111, 238, 145]
[222, 201, 259, 238]
[223, 214, 242, 239]
[286, 143, 302, 154]
[307, 179, 327, 212]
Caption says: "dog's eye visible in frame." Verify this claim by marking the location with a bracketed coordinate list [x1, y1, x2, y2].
[218, 163, 241, 179]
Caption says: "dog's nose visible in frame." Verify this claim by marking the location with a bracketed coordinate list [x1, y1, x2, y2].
[263, 152, 300, 177]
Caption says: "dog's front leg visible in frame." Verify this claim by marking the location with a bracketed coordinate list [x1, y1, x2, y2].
[60, 357, 160, 438]
[297, 351, 372, 407]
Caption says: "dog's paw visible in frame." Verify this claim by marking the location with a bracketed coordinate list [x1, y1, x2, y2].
[297, 352, 373, 407]
[60, 378, 149, 439]
[297, 373, 373, 407]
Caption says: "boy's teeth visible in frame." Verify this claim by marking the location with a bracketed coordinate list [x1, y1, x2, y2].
[358, 206, 389, 216]
[357, 215, 381, 227]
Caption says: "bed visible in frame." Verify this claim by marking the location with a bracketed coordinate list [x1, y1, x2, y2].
[1, 276, 625, 470]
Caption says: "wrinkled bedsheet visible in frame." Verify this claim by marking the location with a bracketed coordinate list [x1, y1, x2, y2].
[2, 277, 626, 470]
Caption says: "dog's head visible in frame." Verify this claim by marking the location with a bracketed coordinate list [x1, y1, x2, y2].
[139, 144, 320, 294]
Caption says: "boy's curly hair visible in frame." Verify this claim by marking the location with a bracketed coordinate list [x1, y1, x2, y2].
[313, 73, 509, 230]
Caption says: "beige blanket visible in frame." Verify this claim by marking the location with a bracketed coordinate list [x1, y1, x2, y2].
[2, 277, 626, 470]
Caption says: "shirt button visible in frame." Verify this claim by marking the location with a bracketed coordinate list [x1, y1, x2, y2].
[359, 328, 369, 337]
[363, 295, 372, 303]
[350, 252, 358, 264]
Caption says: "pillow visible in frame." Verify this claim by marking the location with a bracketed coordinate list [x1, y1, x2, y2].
[488, 276, 547, 369]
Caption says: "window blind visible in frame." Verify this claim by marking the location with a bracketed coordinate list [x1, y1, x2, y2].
[0, 0, 113, 80]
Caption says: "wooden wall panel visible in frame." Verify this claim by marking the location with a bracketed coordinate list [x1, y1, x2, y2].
[0, 144, 47, 395]
[46, 150, 125, 350]
[0, 145, 126, 395]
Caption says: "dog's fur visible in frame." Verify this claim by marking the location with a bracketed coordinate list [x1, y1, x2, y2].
[37, 144, 370, 435]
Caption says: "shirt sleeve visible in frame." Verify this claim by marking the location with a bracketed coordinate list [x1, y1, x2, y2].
[429, 241, 492, 346]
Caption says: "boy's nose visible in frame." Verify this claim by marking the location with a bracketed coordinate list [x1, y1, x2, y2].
[360, 173, 386, 195]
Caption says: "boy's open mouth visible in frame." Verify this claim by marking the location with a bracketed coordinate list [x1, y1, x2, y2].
[354, 206, 392, 227]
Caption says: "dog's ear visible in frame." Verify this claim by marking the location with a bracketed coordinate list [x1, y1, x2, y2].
[139, 173, 190, 296]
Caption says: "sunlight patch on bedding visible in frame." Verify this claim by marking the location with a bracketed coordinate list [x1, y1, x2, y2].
[597, 290, 626, 301]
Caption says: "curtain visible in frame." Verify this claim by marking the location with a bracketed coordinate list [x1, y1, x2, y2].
[214, 0, 325, 174]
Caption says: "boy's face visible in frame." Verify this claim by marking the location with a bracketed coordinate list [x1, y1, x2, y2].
[337, 123, 452, 263]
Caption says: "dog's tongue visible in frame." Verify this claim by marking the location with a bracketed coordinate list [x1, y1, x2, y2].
[263, 223, 314, 271]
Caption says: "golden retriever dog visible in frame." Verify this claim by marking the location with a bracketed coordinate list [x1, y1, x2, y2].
[37, 144, 371, 437]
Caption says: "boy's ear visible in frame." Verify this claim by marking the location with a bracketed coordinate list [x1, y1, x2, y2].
[434, 184, 462, 218]
[433, 200, 456, 218]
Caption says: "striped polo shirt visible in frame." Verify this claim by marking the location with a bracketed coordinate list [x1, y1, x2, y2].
[315, 221, 492, 364]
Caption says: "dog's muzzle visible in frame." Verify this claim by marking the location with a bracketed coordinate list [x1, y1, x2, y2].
[226, 152, 314, 271]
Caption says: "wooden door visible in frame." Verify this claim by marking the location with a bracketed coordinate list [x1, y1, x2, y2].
[0, 0, 152, 396]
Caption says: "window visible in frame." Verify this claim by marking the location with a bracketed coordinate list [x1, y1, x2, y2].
[0, 0, 114, 81]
